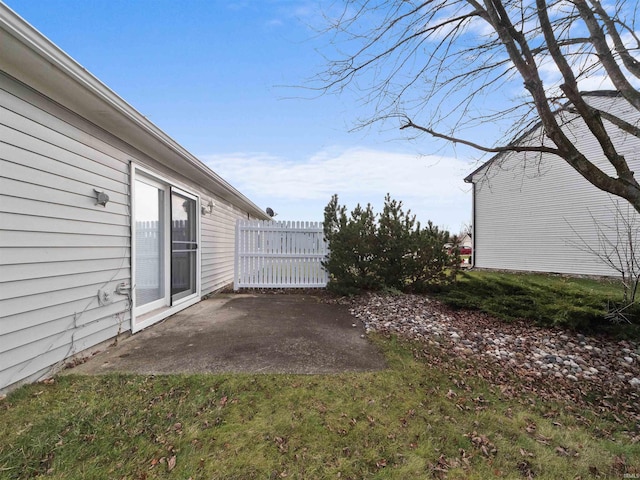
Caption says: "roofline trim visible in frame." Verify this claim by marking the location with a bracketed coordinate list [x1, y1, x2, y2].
[462, 91, 622, 183]
[0, 2, 269, 219]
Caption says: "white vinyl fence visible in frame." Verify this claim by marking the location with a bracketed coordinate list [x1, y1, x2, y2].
[234, 220, 329, 289]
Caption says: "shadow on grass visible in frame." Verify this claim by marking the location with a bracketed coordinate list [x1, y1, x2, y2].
[431, 271, 640, 338]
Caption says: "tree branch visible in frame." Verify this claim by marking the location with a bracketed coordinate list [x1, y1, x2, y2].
[573, 0, 640, 110]
[400, 118, 559, 154]
[588, 0, 640, 80]
[567, 106, 640, 138]
[538, 0, 638, 186]
[315, 0, 640, 213]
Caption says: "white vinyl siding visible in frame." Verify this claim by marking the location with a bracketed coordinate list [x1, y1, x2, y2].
[0, 70, 262, 391]
[129, 163, 255, 297]
[201, 200, 249, 295]
[0, 72, 132, 390]
[1, 2, 271, 392]
[471, 95, 640, 277]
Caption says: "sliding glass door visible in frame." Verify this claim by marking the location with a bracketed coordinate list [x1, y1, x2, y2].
[134, 177, 166, 314]
[133, 171, 199, 326]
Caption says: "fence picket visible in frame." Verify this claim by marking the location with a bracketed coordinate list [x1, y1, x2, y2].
[234, 220, 329, 289]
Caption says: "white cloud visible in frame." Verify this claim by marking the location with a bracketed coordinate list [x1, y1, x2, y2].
[203, 147, 473, 231]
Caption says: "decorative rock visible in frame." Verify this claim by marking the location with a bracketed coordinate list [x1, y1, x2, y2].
[347, 292, 639, 416]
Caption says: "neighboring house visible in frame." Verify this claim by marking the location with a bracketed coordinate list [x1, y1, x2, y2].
[0, 5, 269, 392]
[464, 91, 640, 277]
[459, 233, 472, 249]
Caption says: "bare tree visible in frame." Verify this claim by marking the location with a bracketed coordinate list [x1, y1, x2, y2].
[570, 200, 640, 320]
[317, 0, 640, 212]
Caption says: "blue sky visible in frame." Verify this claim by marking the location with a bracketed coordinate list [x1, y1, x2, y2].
[5, 0, 479, 232]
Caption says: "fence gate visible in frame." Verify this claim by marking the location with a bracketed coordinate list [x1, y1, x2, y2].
[234, 220, 329, 289]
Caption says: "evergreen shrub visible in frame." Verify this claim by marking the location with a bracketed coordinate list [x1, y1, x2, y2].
[322, 194, 460, 295]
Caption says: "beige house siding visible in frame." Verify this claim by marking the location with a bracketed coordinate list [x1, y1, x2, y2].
[468, 94, 640, 277]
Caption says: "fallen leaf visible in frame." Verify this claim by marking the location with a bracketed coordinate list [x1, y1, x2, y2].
[535, 434, 552, 445]
[519, 448, 534, 458]
[517, 460, 535, 479]
[556, 446, 569, 456]
[611, 455, 626, 474]
[167, 455, 176, 472]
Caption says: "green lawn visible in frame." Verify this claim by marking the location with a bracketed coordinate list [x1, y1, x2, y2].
[1, 335, 638, 479]
[432, 270, 640, 334]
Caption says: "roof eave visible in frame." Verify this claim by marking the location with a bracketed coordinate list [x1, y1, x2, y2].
[464, 151, 503, 183]
[0, 3, 269, 220]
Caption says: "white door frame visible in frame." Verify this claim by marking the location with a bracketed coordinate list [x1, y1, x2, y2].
[131, 164, 201, 333]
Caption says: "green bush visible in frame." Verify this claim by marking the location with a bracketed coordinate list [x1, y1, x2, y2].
[433, 271, 640, 333]
[322, 195, 380, 293]
[322, 194, 459, 295]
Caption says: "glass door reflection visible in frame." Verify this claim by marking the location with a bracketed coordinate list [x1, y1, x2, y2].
[171, 190, 197, 303]
[134, 179, 165, 310]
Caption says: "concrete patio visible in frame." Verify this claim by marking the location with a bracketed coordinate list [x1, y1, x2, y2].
[66, 293, 386, 376]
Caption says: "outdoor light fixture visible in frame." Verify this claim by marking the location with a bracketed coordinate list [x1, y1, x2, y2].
[94, 189, 109, 207]
[201, 199, 214, 215]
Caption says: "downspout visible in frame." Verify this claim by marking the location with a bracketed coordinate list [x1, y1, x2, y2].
[463, 175, 476, 268]
[470, 182, 476, 268]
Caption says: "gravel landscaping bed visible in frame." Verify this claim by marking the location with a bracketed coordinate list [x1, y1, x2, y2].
[344, 293, 640, 430]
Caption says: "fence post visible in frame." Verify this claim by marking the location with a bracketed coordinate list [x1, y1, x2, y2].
[234, 220, 240, 291]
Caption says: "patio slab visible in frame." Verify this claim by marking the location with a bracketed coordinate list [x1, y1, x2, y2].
[67, 293, 386, 376]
